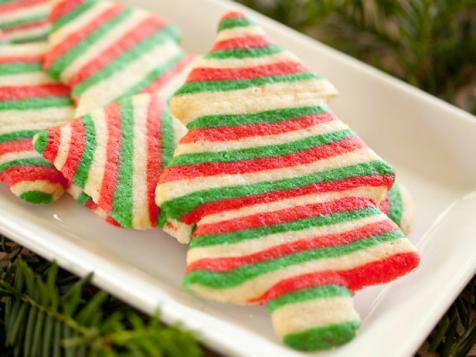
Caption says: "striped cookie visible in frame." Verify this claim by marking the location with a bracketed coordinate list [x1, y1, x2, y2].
[0, 0, 51, 43]
[157, 12, 420, 351]
[379, 182, 414, 235]
[170, 11, 337, 125]
[44, 0, 196, 116]
[0, 42, 73, 203]
[33, 93, 186, 229]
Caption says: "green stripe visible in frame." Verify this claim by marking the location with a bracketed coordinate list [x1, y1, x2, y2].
[0, 157, 54, 172]
[72, 26, 177, 98]
[0, 130, 38, 143]
[0, 14, 47, 30]
[10, 33, 49, 43]
[111, 98, 134, 228]
[20, 190, 53, 204]
[170, 129, 354, 166]
[76, 191, 91, 205]
[49, 7, 132, 79]
[175, 72, 318, 95]
[72, 115, 96, 189]
[116, 52, 184, 101]
[0, 96, 73, 111]
[160, 161, 394, 222]
[205, 44, 282, 60]
[189, 207, 378, 249]
[184, 231, 403, 289]
[387, 183, 403, 226]
[218, 17, 254, 32]
[187, 106, 328, 130]
[0, 62, 42, 76]
[267, 285, 352, 313]
[284, 321, 360, 351]
[51, 0, 96, 34]
[32, 130, 48, 154]
[161, 106, 175, 166]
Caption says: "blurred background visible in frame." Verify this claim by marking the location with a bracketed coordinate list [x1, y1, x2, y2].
[237, 0, 476, 115]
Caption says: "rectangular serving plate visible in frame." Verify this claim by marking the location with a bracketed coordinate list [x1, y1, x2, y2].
[1, 0, 476, 356]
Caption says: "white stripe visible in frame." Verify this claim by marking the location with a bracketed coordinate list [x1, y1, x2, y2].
[271, 296, 359, 338]
[0, 41, 46, 57]
[75, 40, 182, 116]
[0, 72, 53, 86]
[163, 217, 192, 244]
[0, 150, 38, 165]
[130, 94, 151, 229]
[170, 78, 336, 124]
[200, 186, 385, 225]
[0, 107, 73, 135]
[156, 148, 383, 204]
[197, 51, 299, 69]
[187, 238, 415, 303]
[82, 108, 108, 203]
[48, 1, 113, 50]
[216, 25, 266, 41]
[54, 124, 71, 170]
[188, 213, 388, 263]
[0, 2, 50, 25]
[175, 117, 343, 155]
[67, 183, 83, 199]
[60, 8, 150, 83]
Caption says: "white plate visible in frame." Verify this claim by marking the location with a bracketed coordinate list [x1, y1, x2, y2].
[1, 0, 476, 356]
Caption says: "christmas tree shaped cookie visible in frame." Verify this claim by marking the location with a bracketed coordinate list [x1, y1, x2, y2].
[0, 0, 51, 43]
[0, 42, 74, 203]
[33, 93, 187, 230]
[44, 0, 196, 116]
[156, 12, 420, 351]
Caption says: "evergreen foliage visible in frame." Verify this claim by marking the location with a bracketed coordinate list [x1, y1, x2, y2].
[0, 237, 202, 357]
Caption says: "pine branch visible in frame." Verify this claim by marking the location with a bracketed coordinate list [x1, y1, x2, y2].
[0, 237, 202, 357]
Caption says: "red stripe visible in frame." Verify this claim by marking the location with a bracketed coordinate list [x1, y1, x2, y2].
[187, 220, 396, 273]
[181, 175, 393, 225]
[188, 61, 308, 82]
[379, 195, 390, 215]
[45, 4, 123, 71]
[69, 17, 167, 89]
[161, 136, 364, 182]
[0, 138, 32, 156]
[2, 18, 49, 33]
[0, 165, 67, 187]
[0, 0, 47, 14]
[97, 102, 121, 213]
[0, 84, 70, 101]
[181, 113, 334, 143]
[0, 55, 42, 64]
[253, 252, 420, 303]
[221, 11, 245, 20]
[193, 197, 375, 237]
[42, 126, 61, 164]
[211, 35, 271, 52]
[61, 120, 85, 181]
[145, 95, 163, 227]
[142, 54, 196, 94]
[50, 0, 82, 23]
